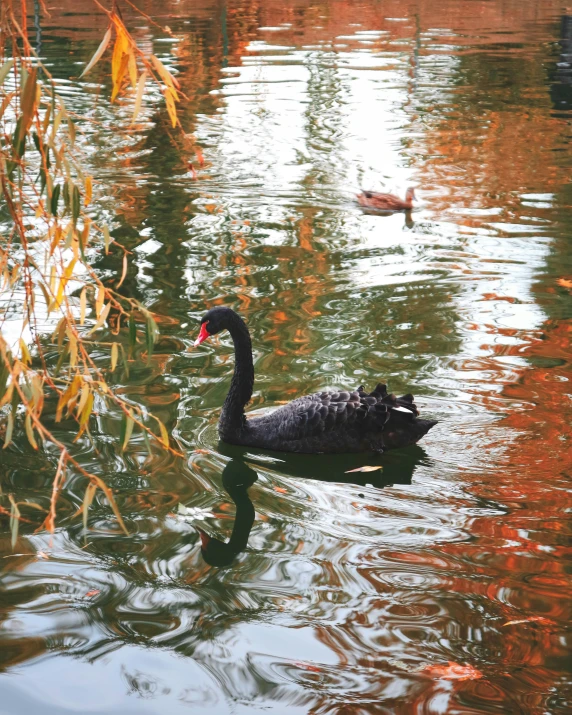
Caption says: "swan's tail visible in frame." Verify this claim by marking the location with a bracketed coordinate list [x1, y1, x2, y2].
[361, 384, 437, 449]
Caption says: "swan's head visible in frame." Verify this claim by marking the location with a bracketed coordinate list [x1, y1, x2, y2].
[194, 306, 238, 346]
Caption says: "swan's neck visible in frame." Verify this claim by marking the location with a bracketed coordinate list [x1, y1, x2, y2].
[219, 316, 254, 439]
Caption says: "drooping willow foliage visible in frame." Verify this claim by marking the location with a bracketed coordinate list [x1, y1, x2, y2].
[0, 0, 187, 542]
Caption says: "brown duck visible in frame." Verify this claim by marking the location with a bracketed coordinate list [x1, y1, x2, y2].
[357, 186, 416, 212]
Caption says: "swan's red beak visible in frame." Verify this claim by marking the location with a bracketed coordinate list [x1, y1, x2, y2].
[194, 322, 210, 347]
[197, 528, 211, 549]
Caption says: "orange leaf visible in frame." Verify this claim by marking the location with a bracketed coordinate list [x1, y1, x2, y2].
[556, 278, 572, 290]
[422, 662, 483, 681]
[117, 252, 128, 288]
[274, 487, 288, 494]
[85, 589, 100, 598]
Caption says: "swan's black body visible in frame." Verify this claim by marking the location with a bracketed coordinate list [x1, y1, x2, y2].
[196, 307, 436, 454]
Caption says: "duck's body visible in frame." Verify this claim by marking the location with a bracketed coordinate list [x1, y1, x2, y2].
[195, 307, 436, 454]
[357, 187, 416, 212]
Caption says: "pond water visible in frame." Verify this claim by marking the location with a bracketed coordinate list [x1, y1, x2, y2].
[1, 0, 572, 712]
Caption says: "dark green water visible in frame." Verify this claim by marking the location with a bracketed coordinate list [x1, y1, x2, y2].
[1, 1, 572, 713]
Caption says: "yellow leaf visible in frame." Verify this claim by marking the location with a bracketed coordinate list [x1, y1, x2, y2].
[76, 383, 90, 417]
[19, 338, 31, 365]
[164, 86, 178, 128]
[3, 411, 14, 448]
[69, 333, 78, 368]
[80, 26, 112, 77]
[122, 414, 134, 450]
[95, 285, 105, 319]
[103, 225, 112, 254]
[25, 413, 38, 450]
[92, 475, 128, 535]
[150, 54, 180, 91]
[19, 67, 38, 137]
[49, 225, 63, 256]
[111, 26, 130, 102]
[157, 418, 169, 448]
[131, 70, 146, 124]
[88, 303, 111, 334]
[80, 287, 87, 325]
[82, 482, 97, 532]
[79, 391, 94, 428]
[110, 343, 118, 372]
[85, 176, 92, 206]
[345, 465, 383, 473]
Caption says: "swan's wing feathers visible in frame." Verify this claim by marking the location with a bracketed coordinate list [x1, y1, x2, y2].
[275, 386, 407, 441]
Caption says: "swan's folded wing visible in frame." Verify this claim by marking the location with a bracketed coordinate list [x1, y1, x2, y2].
[273, 387, 407, 442]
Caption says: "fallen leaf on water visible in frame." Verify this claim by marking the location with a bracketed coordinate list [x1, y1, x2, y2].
[556, 278, 572, 290]
[85, 589, 100, 598]
[294, 661, 322, 672]
[345, 465, 383, 473]
[503, 616, 556, 627]
[193, 449, 210, 455]
[36, 551, 49, 560]
[274, 487, 288, 494]
[387, 658, 425, 673]
[422, 661, 483, 681]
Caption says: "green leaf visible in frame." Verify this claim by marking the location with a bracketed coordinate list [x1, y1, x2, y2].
[119, 344, 129, 378]
[120, 412, 135, 452]
[72, 184, 81, 226]
[62, 180, 70, 212]
[145, 315, 158, 364]
[54, 345, 70, 375]
[128, 313, 137, 356]
[9, 495, 20, 549]
[50, 183, 61, 216]
[0, 59, 14, 87]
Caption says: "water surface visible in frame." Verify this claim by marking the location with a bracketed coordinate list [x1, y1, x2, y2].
[1, 1, 572, 712]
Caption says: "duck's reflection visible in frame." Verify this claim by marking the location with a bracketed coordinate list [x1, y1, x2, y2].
[198, 446, 430, 566]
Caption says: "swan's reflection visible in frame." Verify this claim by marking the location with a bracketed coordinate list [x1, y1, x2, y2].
[197, 460, 257, 567]
[198, 446, 430, 567]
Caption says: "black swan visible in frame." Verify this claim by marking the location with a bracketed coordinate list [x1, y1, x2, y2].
[194, 307, 436, 454]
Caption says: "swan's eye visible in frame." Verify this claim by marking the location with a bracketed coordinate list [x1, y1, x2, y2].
[194, 321, 210, 347]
